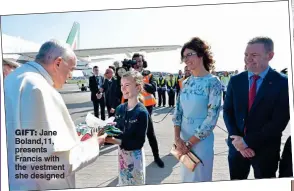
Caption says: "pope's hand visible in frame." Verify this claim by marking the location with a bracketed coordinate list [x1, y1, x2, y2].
[105, 136, 116, 144]
[97, 128, 105, 136]
[106, 122, 117, 126]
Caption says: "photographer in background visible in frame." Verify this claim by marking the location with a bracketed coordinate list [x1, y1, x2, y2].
[132, 53, 164, 168]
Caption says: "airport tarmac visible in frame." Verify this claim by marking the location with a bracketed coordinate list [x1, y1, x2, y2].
[59, 84, 291, 188]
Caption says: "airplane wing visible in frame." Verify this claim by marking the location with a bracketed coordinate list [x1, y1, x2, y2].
[4, 45, 182, 63]
[3, 54, 35, 64]
[73, 45, 182, 57]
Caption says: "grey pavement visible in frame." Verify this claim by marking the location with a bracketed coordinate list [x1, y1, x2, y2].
[59, 84, 291, 189]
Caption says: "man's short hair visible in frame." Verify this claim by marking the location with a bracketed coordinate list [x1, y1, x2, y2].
[109, 65, 115, 71]
[248, 36, 274, 53]
[132, 53, 143, 59]
[35, 39, 75, 64]
[105, 68, 113, 73]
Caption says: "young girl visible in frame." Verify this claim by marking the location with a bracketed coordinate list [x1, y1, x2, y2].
[105, 70, 149, 186]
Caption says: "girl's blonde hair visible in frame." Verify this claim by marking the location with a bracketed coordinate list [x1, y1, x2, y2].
[122, 70, 144, 103]
[122, 70, 144, 89]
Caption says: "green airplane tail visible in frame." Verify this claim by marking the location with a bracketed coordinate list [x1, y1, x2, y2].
[66, 21, 80, 50]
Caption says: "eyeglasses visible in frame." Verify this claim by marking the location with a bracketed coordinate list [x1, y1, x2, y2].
[181, 52, 197, 62]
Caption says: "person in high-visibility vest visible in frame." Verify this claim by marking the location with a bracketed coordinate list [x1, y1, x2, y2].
[167, 74, 176, 107]
[131, 53, 164, 168]
[177, 65, 191, 92]
[175, 70, 184, 98]
[220, 71, 230, 101]
[156, 72, 167, 107]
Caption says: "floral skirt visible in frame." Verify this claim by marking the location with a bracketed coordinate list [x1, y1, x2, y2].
[118, 147, 145, 186]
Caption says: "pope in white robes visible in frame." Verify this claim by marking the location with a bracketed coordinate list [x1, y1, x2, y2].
[4, 40, 106, 190]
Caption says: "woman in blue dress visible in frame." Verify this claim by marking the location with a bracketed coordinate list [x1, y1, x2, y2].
[172, 37, 222, 182]
[105, 70, 149, 186]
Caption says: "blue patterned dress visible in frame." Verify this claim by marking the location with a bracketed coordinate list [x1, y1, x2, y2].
[118, 147, 145, 186]
[172, 73, 222, 182]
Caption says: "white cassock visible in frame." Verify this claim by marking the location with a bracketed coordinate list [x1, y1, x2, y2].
[5, 61, 101, 191]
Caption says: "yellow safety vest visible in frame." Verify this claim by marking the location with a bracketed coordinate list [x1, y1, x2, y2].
[167, 79, 175, 87]
[157, 78, 165, 86]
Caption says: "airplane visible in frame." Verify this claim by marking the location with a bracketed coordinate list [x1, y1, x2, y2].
[2, 21, 182, 77]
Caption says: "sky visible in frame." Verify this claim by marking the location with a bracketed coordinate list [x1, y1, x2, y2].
[1, 1, 292, 74]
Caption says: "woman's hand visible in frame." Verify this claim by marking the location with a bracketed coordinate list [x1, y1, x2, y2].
[175, 137, 189, 155]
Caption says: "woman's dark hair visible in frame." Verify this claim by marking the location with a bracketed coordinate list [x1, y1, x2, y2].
[181, 37, 215, 72]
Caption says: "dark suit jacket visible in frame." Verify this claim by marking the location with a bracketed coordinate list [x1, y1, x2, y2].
[89, 75, 105, 101]
[223, 68, 289, 152]
[105, 77, 122, 109]
[279, 136, 292, 177]
[102, 78, 112, 103]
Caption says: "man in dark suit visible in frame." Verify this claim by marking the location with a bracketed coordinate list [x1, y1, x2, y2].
[223, 36, 290, 179]
[279, 136, 292, 177]
[89, 66, 106, 120]
[102, 68, 115, 118]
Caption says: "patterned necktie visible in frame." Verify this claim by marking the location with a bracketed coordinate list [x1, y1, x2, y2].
[248, 75, 260, 111]
[244, 75, 260, 134]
